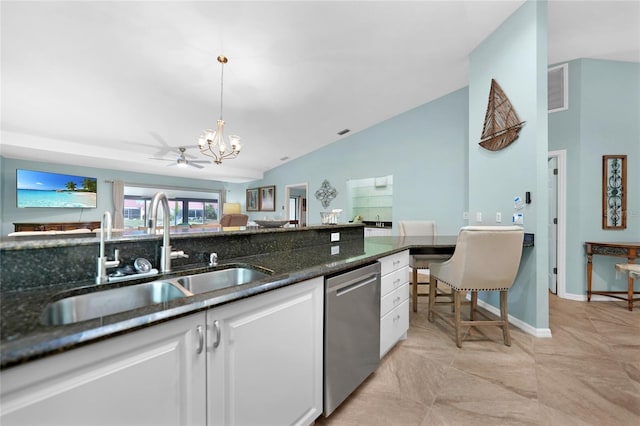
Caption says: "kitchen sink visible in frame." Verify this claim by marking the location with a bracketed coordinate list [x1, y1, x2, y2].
[177, 266, 271, 294]
[41, 281, 189, 326]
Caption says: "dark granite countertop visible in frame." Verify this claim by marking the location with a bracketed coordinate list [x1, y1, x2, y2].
[0, 235, 457, 370]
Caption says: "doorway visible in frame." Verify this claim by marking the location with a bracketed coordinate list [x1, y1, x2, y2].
[548, 150, 566, 298]
[285, 183, 308, 227]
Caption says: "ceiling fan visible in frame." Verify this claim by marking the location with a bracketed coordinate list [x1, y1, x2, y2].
[152, 147, 210, 169]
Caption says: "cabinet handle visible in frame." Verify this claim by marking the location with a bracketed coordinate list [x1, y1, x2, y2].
[212, 320, 221, 349]
[196, 325, 204, 354]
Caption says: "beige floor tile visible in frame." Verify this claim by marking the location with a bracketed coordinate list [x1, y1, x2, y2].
[427, 367, 540, 425]
[535, 353, 640, 425]
[319, 294, 640, 426]
[360, 344, 448, 406]
[317, 390, 428, 426]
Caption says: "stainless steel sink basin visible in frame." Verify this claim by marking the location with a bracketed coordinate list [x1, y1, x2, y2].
[177, 267, 271, 294]
[42, 281, 189, 326]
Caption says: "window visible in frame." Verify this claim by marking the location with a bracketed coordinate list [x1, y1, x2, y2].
[123, 186, 222, 230]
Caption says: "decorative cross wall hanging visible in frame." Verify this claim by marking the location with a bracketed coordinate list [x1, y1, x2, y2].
[315, 179, 337, 208]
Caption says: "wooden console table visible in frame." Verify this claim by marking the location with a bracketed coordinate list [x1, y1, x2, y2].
[14, 221, 101, 232]
[585, 241, 640, 311]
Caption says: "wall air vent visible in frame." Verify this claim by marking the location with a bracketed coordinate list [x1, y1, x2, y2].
[548, 63, 568, 113]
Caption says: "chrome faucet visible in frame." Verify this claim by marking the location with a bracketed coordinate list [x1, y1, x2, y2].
[147, 192, 188, 273]
[96, 211, 120, 284]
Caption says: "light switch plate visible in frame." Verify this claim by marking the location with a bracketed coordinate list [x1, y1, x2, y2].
[331, 245, 340, 255]
[331, 232, 340, 242]
[496, 212, 502, 223]
[476, 212, 482, 222]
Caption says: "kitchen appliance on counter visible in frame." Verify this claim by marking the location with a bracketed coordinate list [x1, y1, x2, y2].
[323, 262, 381, 416]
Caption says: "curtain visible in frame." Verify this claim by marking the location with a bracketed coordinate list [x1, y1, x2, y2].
[112, 180, 125, 229]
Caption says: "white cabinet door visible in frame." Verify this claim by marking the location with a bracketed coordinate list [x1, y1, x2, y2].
[207, 277, 323, 426]
[0, 313, 207, 426]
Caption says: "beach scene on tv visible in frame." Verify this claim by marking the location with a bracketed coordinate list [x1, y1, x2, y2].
[17, 170, 97, 208]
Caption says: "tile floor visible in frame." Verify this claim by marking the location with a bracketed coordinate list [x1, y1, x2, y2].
[316, 293, 640, 426]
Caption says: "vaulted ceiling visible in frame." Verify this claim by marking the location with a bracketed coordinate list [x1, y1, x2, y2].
[1, 1, 638, 182]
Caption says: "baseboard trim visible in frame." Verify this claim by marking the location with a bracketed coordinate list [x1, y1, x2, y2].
[563, 292, 622, 302]
[474, 298, 553, 338]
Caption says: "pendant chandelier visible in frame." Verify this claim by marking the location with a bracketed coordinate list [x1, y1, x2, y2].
[198, 55, 242, 164]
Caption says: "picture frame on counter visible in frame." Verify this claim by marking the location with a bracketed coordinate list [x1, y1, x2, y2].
[259, 186, 276, 211]
[246, 188, 259, 211]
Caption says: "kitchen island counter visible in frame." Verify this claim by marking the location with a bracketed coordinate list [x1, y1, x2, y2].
[0, 234, 457, 369]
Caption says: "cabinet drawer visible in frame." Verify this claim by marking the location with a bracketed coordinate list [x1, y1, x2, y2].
[380, 283, 409, 317]
[380, 299, 409, 358]
[378, 250, 409, 276]
[380, 265, 409, 297]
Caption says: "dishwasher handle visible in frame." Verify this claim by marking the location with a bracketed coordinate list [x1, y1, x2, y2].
[333, 274, 378, 297]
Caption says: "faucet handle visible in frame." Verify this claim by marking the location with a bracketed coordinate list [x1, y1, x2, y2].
[170, 250, 189, 259]
[209, 252, 218, 266]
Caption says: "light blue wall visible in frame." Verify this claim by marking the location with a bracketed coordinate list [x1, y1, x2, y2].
[242, 87, 469, 235]
[0, 157, 235, 236]
[549, 59, 640, 296]
[468, 0, 549, 329]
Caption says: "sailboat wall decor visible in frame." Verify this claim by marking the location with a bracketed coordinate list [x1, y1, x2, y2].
[479, 79, 526, 151]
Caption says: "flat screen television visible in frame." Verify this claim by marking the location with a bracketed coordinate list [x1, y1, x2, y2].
[17, 169, 97, 208]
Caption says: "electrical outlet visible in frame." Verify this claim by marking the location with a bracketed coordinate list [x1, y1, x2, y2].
[476, 212, 482, 222]
[331, 245, 340, 255]
[496, 212, 502, 223]
[331, 232, 340, 242]
[463, 211, 469, 220]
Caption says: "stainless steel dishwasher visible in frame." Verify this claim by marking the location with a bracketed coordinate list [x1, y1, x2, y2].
[324, 262, 381, 416]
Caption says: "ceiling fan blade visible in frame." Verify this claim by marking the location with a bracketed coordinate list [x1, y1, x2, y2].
[190, 160, 211, 165]
[189, 163, 205, 169]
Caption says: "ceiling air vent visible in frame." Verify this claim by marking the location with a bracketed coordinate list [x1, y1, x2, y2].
[548, 63, 568, 113]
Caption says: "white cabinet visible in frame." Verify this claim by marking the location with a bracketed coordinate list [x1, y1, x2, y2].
[364, 227, 392, 238]
[0, 278, 324, 426]
[378, 250, 410, 358]
[0, 313, 207, 426]
[207, 277, 324, 426]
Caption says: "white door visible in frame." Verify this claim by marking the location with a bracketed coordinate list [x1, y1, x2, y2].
[548, 156, 558, 294]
